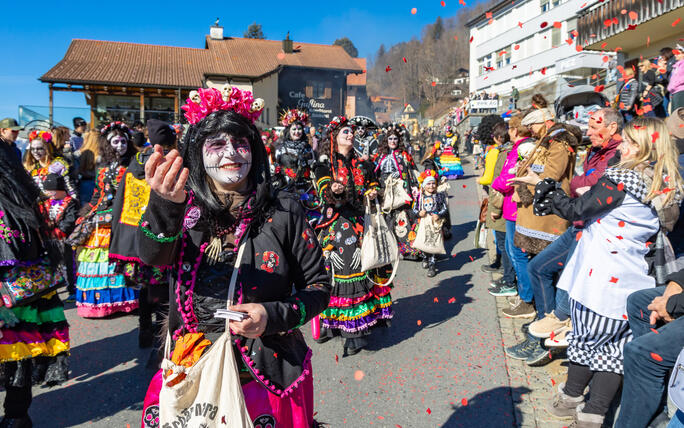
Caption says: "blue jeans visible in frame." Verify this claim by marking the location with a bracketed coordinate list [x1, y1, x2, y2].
[527, 226, 576, 319]
[616, 287, 684, 428]
[495, 230, 516, 284]
[505, 220, 533, 302]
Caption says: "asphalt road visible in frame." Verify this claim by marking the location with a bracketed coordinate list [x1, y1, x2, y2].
[2, 161, 517, 427]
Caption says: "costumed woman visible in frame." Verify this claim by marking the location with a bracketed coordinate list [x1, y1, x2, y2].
[0, 136, 69, 427]
[314, 116, 393, 356]
[273, 110, 320, 223]
[109, 120, 176, 351]
[23, 130, 79, 200]
[350, 116, 378, 160]
[137, 86, 331, 427]
[67, 122, 139, 318]
[373, 125, 421, 260]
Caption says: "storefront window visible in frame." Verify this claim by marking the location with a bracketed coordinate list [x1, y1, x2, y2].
[94, 94, 176, 126]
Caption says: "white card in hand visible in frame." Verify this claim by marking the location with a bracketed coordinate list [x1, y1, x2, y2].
[214, 309, 248, 321]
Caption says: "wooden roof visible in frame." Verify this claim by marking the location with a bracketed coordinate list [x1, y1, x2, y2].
[41, 36, 364, 89]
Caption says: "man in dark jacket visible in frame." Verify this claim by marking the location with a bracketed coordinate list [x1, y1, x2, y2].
[0, 117, 23, 163]
[618, 68, 639, 122]
[615, 268, 684, 428]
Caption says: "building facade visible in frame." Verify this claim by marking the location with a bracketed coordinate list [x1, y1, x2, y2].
[40, 26, 364, 129]
[467, 0, 610, 102]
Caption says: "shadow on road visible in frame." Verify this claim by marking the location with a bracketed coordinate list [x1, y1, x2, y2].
[30, 328, 156, 427]
[366, 273, 474, 350]
[440, 386, 530, 427]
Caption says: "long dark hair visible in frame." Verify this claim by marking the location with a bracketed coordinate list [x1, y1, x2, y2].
[99, 129, 136, 165]
[183, 110, 274, 228]
[376, 129, 406, 156]
[318, 125, 355, 163]
[280, 121, 309, 144]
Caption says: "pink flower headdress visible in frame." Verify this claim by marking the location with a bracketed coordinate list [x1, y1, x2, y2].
[181, 84, 265, 125]
[279, 109, 309, 127]
[28, 130, 52, 143]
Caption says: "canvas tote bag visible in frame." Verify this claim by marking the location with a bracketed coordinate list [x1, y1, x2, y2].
[412, 197, 446, 255]
[158, 242, 254, 428]
[361, 197, 400, 285]
[382, 175, 412, 213]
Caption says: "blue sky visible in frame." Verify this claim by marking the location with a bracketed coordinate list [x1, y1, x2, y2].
[0, 1, 477, 123]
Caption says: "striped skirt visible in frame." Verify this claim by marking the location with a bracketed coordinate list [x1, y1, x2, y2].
[567, 299, 632, 374]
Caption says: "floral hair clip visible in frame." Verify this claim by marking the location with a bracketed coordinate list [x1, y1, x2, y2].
[100, 121, 131, 136]
[28, 130, 52, 143]
[181, 84, 265, 125]
[279, 109, 309, 127]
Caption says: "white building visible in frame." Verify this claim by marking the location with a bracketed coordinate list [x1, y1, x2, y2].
[467, 0, 610, 100]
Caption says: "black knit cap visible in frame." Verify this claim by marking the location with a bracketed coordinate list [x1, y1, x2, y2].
[43, 173, 66, 191]
[146, 119, 175, 147]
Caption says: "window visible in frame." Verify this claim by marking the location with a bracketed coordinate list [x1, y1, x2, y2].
[552, 0, 560, 6]
[540, 0, 549, 12]
[552, 27, 561, 47]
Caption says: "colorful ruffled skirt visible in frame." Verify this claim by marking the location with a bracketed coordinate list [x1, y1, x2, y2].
[76, 224, 138, 318]
[0, 286, 69, 388]
[316, 211, 393, 338]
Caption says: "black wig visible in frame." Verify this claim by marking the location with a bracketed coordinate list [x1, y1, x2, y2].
[376, 129, 407, 156]
[99, 129, 136, 165]
[474, 114, 505, 146]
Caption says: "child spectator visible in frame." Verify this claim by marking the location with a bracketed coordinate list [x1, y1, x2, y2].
[38, 173, 79, 300]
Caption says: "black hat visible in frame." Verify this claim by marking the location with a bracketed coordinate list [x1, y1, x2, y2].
[73, 117, 87, 128]
[132, 131, 146, 148]
[146, 119, 175, 147]
[43, 173, 66, 191]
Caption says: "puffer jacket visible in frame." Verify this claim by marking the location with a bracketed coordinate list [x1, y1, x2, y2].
[491, 137, 532, 221]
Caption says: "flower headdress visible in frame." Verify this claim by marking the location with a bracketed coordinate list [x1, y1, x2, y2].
[100, 121, 132, 141]
[181, 84, 264, 125]
[28, 130, 52, 143]
[279, 109, 309, 127]
[417, 169, 438, 185]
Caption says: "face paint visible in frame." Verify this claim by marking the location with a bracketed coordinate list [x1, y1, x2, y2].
[202, 132, 252, 188]
[337, 127, 354, 151]
[110, 135, 128, 156]
[30, 140, 47, 161]
[388, 135, 399, 149]
[289, 124, 304, 141]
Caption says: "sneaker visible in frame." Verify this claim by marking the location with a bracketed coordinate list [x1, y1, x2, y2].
[65, 293, 76, 303]
[489, 278, 514, 289]
[547, 382, 584, 419]
[526, 342, 563, 366]
[481, 263, 503, 274]
[422, 260, 429, 269]
[529, 313, 571, 339]
[502, 299, 536, 319]
[507, 295, 521, 306]
[505, 337, 538, 360]
[489, 282, 518, 297]
[427, 266, 436, 277]
[545, 328, 569, 348]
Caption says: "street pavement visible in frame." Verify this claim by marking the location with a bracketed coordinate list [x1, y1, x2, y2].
[1, 161, 523, 427]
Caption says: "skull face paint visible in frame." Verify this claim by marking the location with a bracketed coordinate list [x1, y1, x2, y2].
[29, 140, 47, 162]
[289, 123, 304, 141]
[109, 135, 128, 156]
[202, 132, 252, 188]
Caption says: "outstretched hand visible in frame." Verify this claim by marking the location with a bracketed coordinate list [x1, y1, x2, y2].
[144, 145, 189, 203]
[506, 169, 542, 187]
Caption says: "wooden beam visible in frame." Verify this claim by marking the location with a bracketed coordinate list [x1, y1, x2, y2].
[49, 86, 54, 127]
[174, 89, 180, 123]
[140, 90, 145, 122]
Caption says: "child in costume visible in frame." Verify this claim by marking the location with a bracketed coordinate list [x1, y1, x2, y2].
[38, 173, 79, 300]
[413, 170, 448, 277]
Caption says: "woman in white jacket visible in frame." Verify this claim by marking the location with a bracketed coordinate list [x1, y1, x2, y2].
[511, 117, 683, 428]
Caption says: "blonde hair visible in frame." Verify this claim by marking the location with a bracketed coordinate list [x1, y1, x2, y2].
[23, 137, 55, 172]
[78, 131, 100, 173]
[621, 117, 683, 205]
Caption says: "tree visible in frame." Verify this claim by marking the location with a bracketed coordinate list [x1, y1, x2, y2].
[244, 22, 265, 39]
[333, 37, 359, 58]
[428, 16, 445, 41]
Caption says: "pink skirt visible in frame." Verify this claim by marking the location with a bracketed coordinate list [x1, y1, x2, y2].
[141, 362, 314, 428]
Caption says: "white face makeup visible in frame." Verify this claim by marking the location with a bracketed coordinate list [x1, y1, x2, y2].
[30, 140, 47, 162]
[388, 134, 399, 150]
[336, 126, 354, 151]
[289, 124, 304, 141]
[110, 135, 128, 156]
[202, 132, 252, 189]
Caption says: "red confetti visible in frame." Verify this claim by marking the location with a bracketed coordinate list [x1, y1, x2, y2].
[459, 0, 465, 5]
[651, 352, 663, 362]
[354, 370, 365, 381]
[651, 131, 659, 143]
[617, 183, 624, 191]
[551, 378, 556, 386]
[431, 81, 437, 86]
[627, 24, 637, 30]
[469, 256, 474, 262]
[335, 354, 339, 363]
[606, 196, 613, 204]
[650, 328, 660, 334]
[426, 408, 432, 414]
[540, 21, 548, 28]
[385, 66, 392, 72]
[417, 320, 422, 326]
[273, 352, 278, 358]
[541, 67, 547, 75]
[618, 221, 625, 227]
[486, 11, 492, 18]
[514, 44, 520, 50]
[576, 231, 583, 241]
[674, 18, 681, 27]
[629, 11, 638, 19]
[469, 35, 474, 43]
[566, 38, 574, 45]
[616, 235, 624, 240]
[448, 297, 456, 304]
[576, 45, 584, 52]
[402, 57, 407, 63]
[461, 398, 468, 406]
[518, 21, 523, 28]
[623, 314, 629, 320]
[609, 276, 619, 283]
[589, 268, 593, 276]
[594, 85, 605, 92]
[553, 21, 562, 28]
[441, 0, 446, 5]
[433, 297, 439, 303]
[411, 7, 417, 14]
[462, 184, 467, 188]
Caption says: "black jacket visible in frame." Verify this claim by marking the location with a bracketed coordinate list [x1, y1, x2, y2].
[665, 269, 684, 319]
[137, 191, 331, 396]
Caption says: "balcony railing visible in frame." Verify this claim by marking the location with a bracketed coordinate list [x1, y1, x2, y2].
[577, 0, 683, 46]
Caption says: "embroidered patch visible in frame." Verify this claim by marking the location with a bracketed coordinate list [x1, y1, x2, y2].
[120, 173, 151, 226]
[301, 229, 316, 249]
[344, 236, 357, 245]
[253, 414, 276, 428]
[342, 222, 350, 230]
[142, 405, 159, 427]
[184, 206, 201, 229]
[260, 251, 279, 273]
[326, 208, 333, 218]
